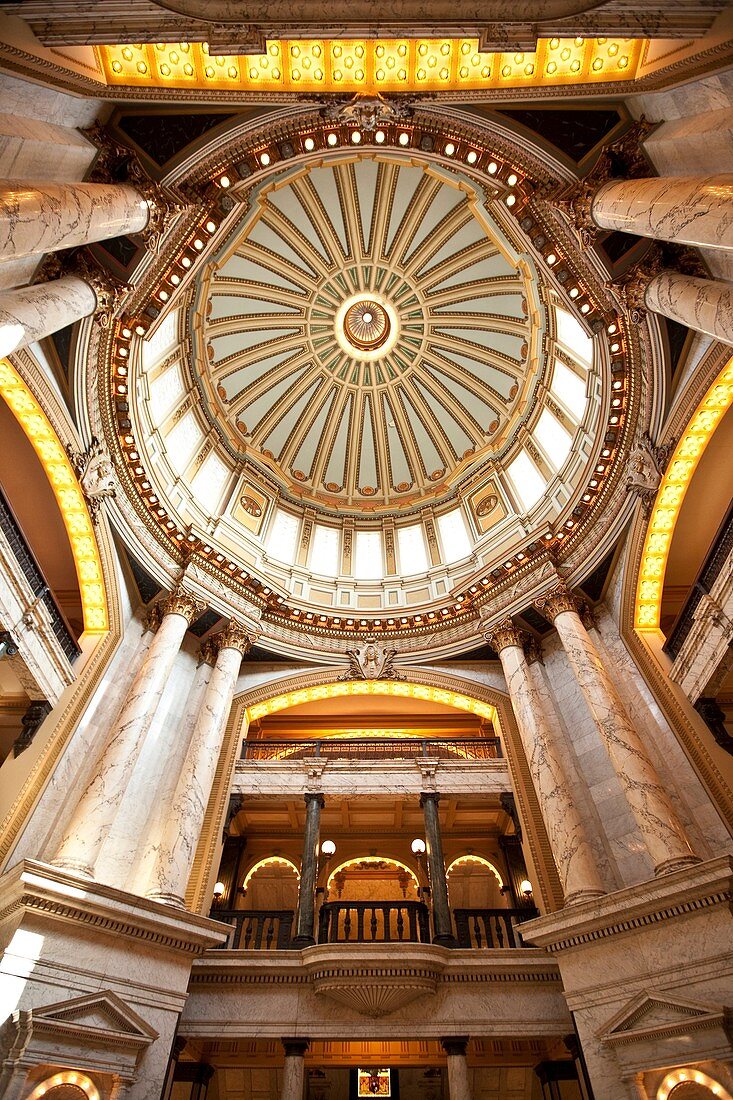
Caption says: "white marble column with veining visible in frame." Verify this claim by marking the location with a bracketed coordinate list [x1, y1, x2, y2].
[0, 179, 149, 259]
[486, 622, 605, 905]
[281, 1039, 309, 1100]
[644, 271, 733, 346]
[146, 620, 251, 906]
[536, 587, 699, 876]
[53, 585, 204, 879]
[442, 1038, 473, 1100]
[0, 276, 97, 357]
[591, 175, 733, 251]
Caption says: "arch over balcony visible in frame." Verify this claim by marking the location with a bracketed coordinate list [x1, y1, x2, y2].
[186, 666, 564, 917]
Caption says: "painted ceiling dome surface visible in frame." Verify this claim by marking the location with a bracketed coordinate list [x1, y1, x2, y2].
[95, 107, 644, 655]
[196, 154, 543, 513]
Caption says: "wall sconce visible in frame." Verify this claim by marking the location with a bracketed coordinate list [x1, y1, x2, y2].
[321, 840, 336, 858]
[520, 878, 533, 900]
[212, 881, 225, 908]
[411, 838, 426, 855]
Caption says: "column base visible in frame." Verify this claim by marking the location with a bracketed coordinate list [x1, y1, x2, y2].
[49, 855, 95, 878]
[0, 859, 227, 1100]
[653, 854, 702, 876]
[291, 934, 316, 948]
[520, 856, 733, 1100]
[146, 889, 187, 907]
[432, 932, 457, 948]
[562, 887, 607, 907]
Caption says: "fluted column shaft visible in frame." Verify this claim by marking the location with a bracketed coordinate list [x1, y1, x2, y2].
[293, 793, 324, 947]
[0, 276, 97, 358]
[53, 586, 203, 879]
[420, 791, 455, 946]
[280, 1039, 309, 1100]
[591, 176, 733, 252]
[488, 624, 604, 905]
[147, 621, 251, 906]
[0, 180, 149, 260]
[538, 590, 698, 876]
[645, 271, 733, 346]
[442, 1038, 472, 1100]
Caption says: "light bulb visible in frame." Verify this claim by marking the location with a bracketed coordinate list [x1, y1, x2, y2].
[321, 839, 336, 857]
[411, 838, 426, 855]
[520, 878, 533, 896]
[213, 880, 225, 898]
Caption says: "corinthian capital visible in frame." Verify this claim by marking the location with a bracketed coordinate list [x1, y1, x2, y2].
[159, 584, 205, 625]
[214, 619, 255, 656]
[484, 618, 526, 654]
[534, 584, 580, 622]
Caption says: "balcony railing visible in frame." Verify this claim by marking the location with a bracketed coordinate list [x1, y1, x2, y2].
[0, 485, 80, 663]
[211, 904, 535, 950]
[454, 907, 537, 949]
[317, 900, 431, 944]
[241, 737, 502, 761]
[214, 909, 295, 950]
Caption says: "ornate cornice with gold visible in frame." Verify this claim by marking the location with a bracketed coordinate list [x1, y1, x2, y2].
[0, 350, 123, 871]
[619, 339, 733, 832]
[185, 665, 565, 916]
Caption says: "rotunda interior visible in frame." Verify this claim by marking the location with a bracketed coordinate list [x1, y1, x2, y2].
[0, 5, 732, 1100]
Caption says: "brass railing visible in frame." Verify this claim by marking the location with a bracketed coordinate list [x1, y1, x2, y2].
[241, 737, 502, 761]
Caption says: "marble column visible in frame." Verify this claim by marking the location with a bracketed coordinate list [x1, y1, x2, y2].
[0, 276, 97, 358]
[146, 620, 252, 906]
[0, 180, 149, 260]
[535, 586, 699, 876]
[53, 585, 204, 879]
[420, 792, 456, 946]
[280, 1038, 309, 1100]
[441, 1037, 473, 1100]
[591, 176, 733, 251]
[644, 271, 733, 346]
[292, 793, 324, 947]
[486, 621, 605, 905]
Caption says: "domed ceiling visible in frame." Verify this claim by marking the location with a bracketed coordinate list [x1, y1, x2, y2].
[196, 155, 541, 513]
[91, 107, 647, 657]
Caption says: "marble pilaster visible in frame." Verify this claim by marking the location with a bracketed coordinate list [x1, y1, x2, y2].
[536, 587, 699, 876]
[644, 271, 733, 346]
[591, 175, 733, 251]
[53, 585, 204, 879]
[0, 179, 149, 260]
[486, 621, 605, 905]
[420, 791, 456, 946]
[442, 1038, 473, 1100]
[146, 621, 252, 906]
[281, 1038, 309, 1100]
[292, 794, 324, 948]
[0, 275, 97, 358]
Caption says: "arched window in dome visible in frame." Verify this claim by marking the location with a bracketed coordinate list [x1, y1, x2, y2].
[436, 507, 472, 564]
[506, 449, 546, 512]
[266, 507, 299, 564]
[310, 523, 341, 575]
[354, 530, 383, 578]
[397, 522, 429, 574]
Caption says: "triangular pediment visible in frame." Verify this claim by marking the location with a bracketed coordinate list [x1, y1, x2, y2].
[601, 993, 725, 1043]
[31, 990, 158, 1041]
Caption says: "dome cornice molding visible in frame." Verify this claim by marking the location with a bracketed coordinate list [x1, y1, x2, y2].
[80, 109, 655, 659]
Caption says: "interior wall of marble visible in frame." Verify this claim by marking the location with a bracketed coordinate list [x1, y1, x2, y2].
[628, 69, 733, 280]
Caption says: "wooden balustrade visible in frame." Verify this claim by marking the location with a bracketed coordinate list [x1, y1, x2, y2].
[317, 900, 432, 943]
[213, 909, 295, 950]
[453, 907, 537, 949]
